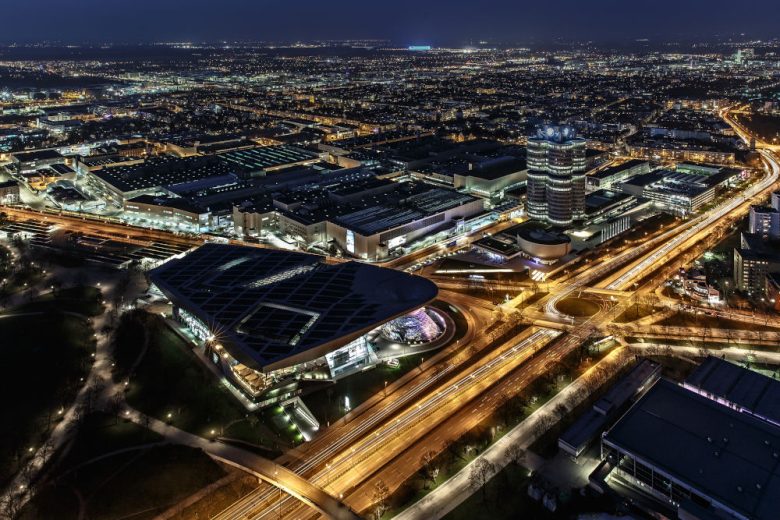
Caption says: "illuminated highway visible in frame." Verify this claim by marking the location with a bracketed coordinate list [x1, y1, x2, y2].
[211, 122, 780, 519]
[214, 328, 561, 519]
[3, 100, 777, 520]
[604, 150, 780, 291]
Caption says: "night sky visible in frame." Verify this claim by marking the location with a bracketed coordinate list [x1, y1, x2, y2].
[2, 0, 778, 44]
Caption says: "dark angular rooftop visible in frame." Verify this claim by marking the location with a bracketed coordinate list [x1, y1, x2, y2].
[685, 356, 780, 427]
[149, 244, 438, 371]
[604, 379, 780, 520]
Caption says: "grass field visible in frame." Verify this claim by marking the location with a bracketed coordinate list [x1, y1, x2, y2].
[304, 353, 425, 425]
[555, 297, 600, 317]
[55, 412, 163, 471]
[0, 311, 96, 488]
[443, 462, 614, 520]
[18, 444, 225, 520]
[115, 312, 280, 450]
[10, 286, 105, 317]
[614, 303, 657, 323]
[659, 311, 780, 331]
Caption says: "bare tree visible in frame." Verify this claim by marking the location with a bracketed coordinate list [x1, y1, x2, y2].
[505, 443, 526, 467]
[552, 403, 569, 420]
[469, 458, 496, 500]
[372, 479, 389, 520]
[420, 450, 439, 488]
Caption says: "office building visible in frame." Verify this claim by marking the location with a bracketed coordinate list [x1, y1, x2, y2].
[748, 205, 780, 239]
[0, 180, 20, 204]
[733, 233, 780, 296]
[618, 167, 738, 216]
[526, 125, 586, 227]
[733, 248, 780, 295]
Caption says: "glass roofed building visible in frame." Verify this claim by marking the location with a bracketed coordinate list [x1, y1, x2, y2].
[149, 243, 438, 406]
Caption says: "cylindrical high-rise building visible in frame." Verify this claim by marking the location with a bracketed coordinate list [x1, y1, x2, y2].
[525, 125, 586, 227]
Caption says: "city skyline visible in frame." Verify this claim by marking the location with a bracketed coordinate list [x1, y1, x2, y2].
[1, 0, 779, 44]
[1, 5, 780, 519]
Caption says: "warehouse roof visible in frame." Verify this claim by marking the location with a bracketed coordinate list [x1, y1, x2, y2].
[603, 379, 780, 520]
[685, 356, 780, 427]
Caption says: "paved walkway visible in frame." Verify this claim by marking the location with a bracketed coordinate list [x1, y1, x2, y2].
[0, 270, 120, 516]
[0, 261, 357, 520]
[394, 348, 630, 520]
[120, 408, 360, 520]
[1, 273, 359, 520]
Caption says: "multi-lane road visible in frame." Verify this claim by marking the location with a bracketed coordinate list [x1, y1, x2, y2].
[4, 105, 778, 520]
[208, 139, 780, 518]
[215, 327, 561, 519]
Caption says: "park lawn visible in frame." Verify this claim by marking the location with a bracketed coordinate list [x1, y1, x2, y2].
[122, 316, 276, 447]
[1, 264, 44, 297]
[54, 412, 164, 473]
[555, 297, 600, 317]
[0, 244, 11, 279]
[11, 286, 105, 317]
[444, 462, 614, 520]
[18, 444, 225, 520]
[0, 311, 96, 488]
[614, 303, 658, 323]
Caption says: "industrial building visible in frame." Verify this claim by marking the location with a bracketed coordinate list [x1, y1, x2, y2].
[328, 186, 485, 260]
[586, 159, 651, 192]
[86, 155, 241, 203]
[617, 166, 739, 215]
[217, 145, 322, 174]
[8, 148, 68, 172]
[149, 244, 441, 406]
[124, 195, 212, 233]
[559, 359, 660, 458]
[600, 378, 780, 520]
[683, 356, 780, 428]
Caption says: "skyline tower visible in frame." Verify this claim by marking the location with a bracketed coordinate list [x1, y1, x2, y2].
[526, 125, 586, 227]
